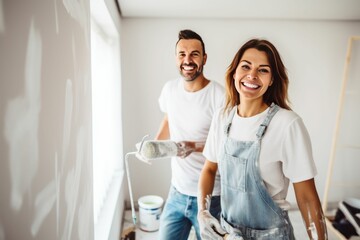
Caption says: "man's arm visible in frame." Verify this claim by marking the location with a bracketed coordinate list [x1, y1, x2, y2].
[155, 114, 170, 140]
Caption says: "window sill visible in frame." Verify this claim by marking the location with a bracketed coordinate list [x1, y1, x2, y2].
[95, 170, 124, 240]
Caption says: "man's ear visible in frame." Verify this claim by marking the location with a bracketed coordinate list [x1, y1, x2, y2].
[203, 53, 207, 65]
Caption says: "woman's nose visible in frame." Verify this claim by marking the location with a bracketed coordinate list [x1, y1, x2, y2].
[247, 70, 258, 79]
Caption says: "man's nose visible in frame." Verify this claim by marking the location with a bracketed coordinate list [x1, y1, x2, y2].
[183, 55, 192, 64]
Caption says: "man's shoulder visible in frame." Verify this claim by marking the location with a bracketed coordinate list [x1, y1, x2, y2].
[208, 80, 225, 93]
[209, 80, 224, 88]
[167, 78, 181, 84]
[163, 78, 180, 88]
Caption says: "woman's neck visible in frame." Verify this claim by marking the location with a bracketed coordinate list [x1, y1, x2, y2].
[237, 100, 268, 118]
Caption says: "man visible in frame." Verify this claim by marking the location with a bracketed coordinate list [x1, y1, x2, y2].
[155, 29, 225, 240]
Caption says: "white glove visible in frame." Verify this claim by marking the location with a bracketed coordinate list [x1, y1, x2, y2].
[134, 142, 151, 164]
[198, 210, 226, 240]
[225, 233, 244, 240]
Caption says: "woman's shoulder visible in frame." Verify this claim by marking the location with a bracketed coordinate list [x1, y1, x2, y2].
[273, 107, 302, 125]
[269, 107, 308, 138]
[214, 105, 237, 123]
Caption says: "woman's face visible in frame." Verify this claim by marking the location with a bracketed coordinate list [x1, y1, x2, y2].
[233, 48, 273, 102]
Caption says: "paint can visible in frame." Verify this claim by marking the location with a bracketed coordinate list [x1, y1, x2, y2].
[138, 195, 164, 232]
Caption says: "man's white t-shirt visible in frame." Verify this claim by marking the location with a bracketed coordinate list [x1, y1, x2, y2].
[203, 106, 317, 209]
[159, 78, 225, 197]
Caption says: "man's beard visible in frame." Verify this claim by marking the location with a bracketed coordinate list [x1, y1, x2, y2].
[180, 64, 204, 82]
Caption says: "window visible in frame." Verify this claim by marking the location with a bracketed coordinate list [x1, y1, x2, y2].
[90, 0, 123, 238]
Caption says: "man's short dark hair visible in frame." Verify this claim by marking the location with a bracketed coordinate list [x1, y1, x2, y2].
[176, 29, 206, 55]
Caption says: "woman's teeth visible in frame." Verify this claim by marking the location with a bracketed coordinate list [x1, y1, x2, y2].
[243, 82, 259, 89]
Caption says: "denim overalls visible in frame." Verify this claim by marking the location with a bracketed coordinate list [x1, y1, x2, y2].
[219, 103, 295, 240]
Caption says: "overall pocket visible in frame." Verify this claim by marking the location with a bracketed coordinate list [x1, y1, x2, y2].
[220, 153, 247, 192]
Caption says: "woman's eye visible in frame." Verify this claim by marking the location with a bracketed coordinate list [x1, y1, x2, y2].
[259, 68, 270, 74]
[241, 65, 250, 70]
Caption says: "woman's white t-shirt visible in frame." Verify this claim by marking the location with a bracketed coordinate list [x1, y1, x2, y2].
[203, 106, 317, 209]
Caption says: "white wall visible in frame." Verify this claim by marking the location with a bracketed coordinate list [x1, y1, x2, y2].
[121, 18, 360, 207]
[0, 1, 94, 239]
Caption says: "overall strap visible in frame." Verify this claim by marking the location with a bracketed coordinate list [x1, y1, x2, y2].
[224, 107, 237, 137]
[256, 103, 279, 140]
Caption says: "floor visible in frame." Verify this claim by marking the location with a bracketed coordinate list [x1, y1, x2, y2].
[122, 209, 346, 239]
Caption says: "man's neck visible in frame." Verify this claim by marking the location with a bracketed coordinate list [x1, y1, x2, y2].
[183, 75, 210, 92]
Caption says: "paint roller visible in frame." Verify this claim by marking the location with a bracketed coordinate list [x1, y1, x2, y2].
[124, 136, 180, 238]
[139, 140, 179, 160]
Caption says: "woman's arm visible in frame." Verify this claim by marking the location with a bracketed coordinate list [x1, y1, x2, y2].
[198, 160, 218, 210]
[293, 178, 328, 240]
[198, 160, 226, 239]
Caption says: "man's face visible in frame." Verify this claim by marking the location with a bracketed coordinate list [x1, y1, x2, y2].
[175, 39, 207, 81]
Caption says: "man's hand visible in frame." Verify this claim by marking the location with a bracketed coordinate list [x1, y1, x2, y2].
[177, 141, 195, 158]
[198, 210, 226, 240]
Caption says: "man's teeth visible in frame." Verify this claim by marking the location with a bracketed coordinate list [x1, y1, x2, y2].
[183, 66, 195, 70]
[243, 82, 259, 89]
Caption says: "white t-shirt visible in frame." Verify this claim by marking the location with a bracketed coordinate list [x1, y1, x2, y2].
[159, 78, 225, 196]
[203, 106, 317, 209]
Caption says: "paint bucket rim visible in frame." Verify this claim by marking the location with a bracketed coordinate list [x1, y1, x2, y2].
[138, 195, 164, 209]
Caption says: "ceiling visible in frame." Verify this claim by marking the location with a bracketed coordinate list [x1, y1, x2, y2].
[117, 0, 360, 20]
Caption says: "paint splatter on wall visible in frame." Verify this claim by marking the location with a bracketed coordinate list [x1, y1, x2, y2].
[0, 220, 4, 240]
[63, 0, 90, 49]
[0, 0, 4, 33]
[4, 19, 42, 211]
[31, 180, 56, 236]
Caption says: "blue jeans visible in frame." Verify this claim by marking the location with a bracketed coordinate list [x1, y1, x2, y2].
[158, 186, 221, 240]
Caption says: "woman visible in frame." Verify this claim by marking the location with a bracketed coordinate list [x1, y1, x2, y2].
[197, 39, 327, 239]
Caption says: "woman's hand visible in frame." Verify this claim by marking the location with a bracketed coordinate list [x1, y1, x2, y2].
[198, 209, 226, 240]
[224, 233, 244, 240]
